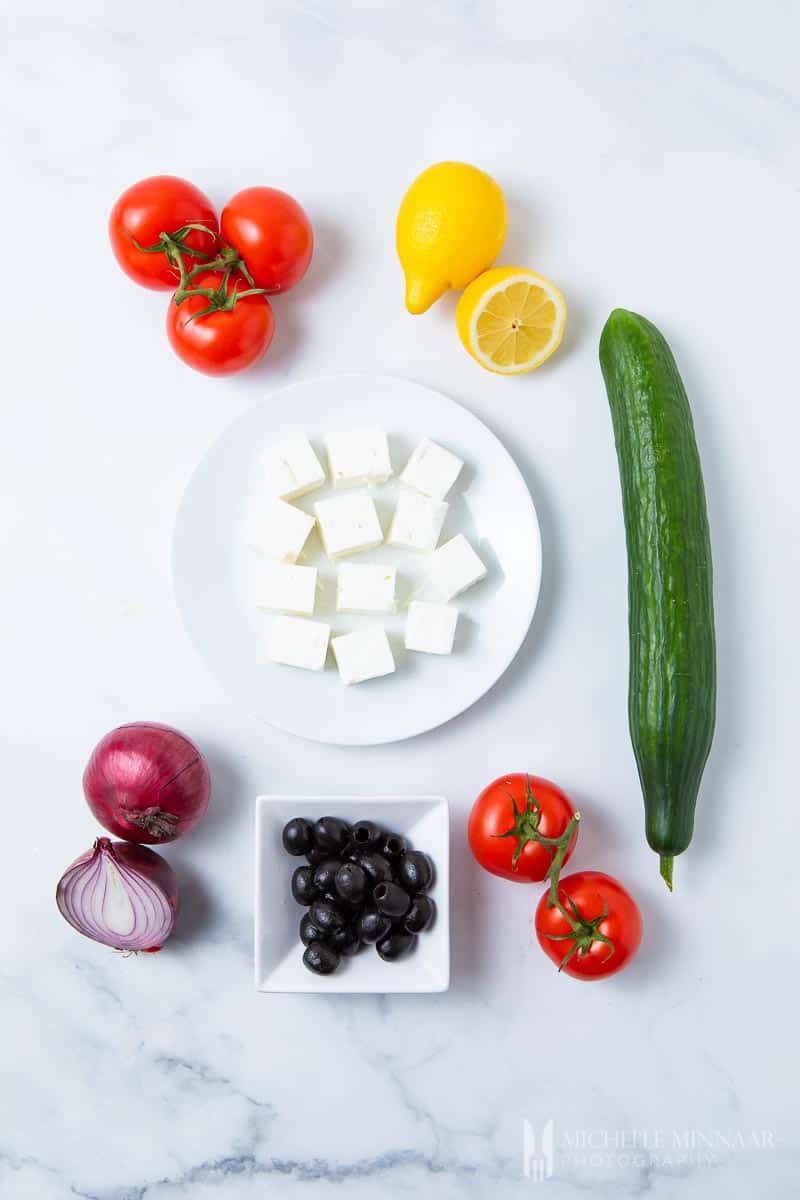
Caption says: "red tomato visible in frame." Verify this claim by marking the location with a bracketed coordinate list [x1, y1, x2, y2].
[535, 871, 643, 980]
[221, 187, 313, 293]
[468, 774, 578, 882]
[166, 271, 275, 376]
[109, 176, 218, 290]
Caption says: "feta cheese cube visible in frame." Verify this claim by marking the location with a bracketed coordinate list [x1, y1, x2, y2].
[268, 615, 330, 670]
[248, 498, 315, 562]
[314, 493, 383, 559]
[256, 562, 317, 615]
[325, 429, 392, 489]
[429, 534, 487, 601]
[331, 627, 396, 685]
[337, 563, 396, 614]
[405, 600, 458, 655]
[388, 491, 448, 552]
[400, 438, 463, 500]
[264, 432, 326, 500]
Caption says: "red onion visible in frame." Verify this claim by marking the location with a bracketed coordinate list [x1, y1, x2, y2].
[83, 722, 210, 844]
[56, 838, 179, 952]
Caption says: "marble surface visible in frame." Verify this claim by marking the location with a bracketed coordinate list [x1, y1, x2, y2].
[1, 1, 798, 1196]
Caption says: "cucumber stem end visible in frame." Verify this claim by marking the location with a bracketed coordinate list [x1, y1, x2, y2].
[659, 854, 674, 891]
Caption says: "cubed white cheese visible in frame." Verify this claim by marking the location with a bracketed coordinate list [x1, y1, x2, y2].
[314, 493, 383, 559]
[429, 533, 487, 601]
[405, 600, 458, 655]
[264, 433, 326, 500]
[400, 438, 463, 500]
[248, 498, 315, 562]
[331, 627, 396, 685]
[337, 563, 396, 614]
[325, 429, 392, 488]
[256, 562, 318, 615]
[268, 615, 330, 670]
[388, 491, 448, 552]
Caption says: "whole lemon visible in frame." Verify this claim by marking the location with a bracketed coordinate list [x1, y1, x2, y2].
[396, 162, 507, 314]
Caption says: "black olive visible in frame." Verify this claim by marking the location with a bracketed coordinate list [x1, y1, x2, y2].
[350, 819, 382, 850]
[379, 832, 408, 863]
[303, 941, 340, 975]
[299, 913, 324, 946]
[397, 850, 434, 893]
[334, 861, 368, 904]
[305, 845, 328, 867]
[337, 894, 365, 917]
[313, 816, 351, 854]
[356, 907, 392, 944]
[312, 858, 342, 896]
[282, 817, 314, 856]
[330, 924, 361, 957]
[309, 898, 346, 935]
[373, 881, 411, 918]
[355, 852, 393, 887]
[376, 930, 416, 961]
[291, 865, 319, 906]
[404, 894, 435, 933]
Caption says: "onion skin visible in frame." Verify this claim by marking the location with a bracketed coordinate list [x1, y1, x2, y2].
[83, 722, 210, 844]
[56, 838, 179, 952]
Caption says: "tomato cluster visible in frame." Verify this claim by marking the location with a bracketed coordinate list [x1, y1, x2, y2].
[468, 775, 642, 980]
[109, 176, 314, 376]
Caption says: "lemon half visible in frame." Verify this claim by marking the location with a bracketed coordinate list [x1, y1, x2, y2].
[456, 267, 567, 374]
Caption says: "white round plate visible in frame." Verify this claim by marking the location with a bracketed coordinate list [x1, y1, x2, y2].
[172, 375, 541, 745]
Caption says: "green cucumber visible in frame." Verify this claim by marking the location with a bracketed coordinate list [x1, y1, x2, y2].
[599, 309, 716, 889]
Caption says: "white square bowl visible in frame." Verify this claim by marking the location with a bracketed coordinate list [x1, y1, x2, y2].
[255, 795, 450, 993]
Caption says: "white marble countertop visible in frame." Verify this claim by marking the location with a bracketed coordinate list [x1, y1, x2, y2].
[2, 2, 797, 1196]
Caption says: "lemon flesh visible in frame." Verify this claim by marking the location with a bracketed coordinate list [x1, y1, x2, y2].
[397, 162, 507, 314]
[456, 267, 567, 374]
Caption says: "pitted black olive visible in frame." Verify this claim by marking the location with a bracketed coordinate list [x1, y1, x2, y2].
[305, 845, 328, 867]
[373, 881, 411, 918]
[291, 865, 319, 906]
[376, 930, 416, 961]
[299, 913, 324, 946]
[309, 898, 346, 935]
[334, 861, 368, 905]
[312, 858, 342, 896]
[313, 816, 351, 854]
[356, 907, 392, 944]
[303, 941, 340, 975]
[397, 850, 434, 893]
[379, 832, 408, 863]
[404, 894, 435, 933]
[282, 817, 314, 856]
[350, 820, 383, 850]
[330, 923, 362, 957]
[355, 852, 393, 887]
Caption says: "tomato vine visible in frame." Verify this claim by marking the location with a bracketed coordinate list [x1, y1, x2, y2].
[493, 776, 614, 971]
[132, 222, 271, 319]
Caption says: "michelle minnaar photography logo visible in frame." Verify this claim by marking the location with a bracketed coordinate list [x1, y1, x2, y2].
[522, 1119, 775, 1182]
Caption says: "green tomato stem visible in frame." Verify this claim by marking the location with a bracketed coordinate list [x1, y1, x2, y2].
[132, 222, 268, 317]
[492, 775, 579, 870]
[544, 813, 580, 915]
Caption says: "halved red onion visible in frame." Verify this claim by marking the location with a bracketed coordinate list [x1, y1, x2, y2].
[56, 838, 179, 952]
[83, 722, 211, 844]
